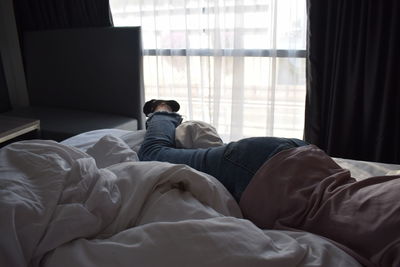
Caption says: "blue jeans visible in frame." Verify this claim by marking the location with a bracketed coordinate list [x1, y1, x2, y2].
[138, 112, 307, 202]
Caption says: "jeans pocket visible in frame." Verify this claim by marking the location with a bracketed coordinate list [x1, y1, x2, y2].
[223, 141, 261, 176]
[223, 137, 305, 176]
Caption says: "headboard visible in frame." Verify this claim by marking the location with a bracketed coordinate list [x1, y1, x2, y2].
[22, 26, 145, 128]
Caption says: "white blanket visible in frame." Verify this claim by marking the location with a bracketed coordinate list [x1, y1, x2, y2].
[0, 137, 361, 267]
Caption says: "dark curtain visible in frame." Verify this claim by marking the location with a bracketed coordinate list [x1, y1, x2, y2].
[13, 0, 113, 32]
[0, 53, 12, 113]
[305, 0, 400, 164]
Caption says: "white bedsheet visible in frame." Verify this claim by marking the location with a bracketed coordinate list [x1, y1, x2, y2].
[0, 137, 361, 267]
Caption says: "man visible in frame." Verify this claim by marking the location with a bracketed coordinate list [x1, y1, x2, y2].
[138, 99, 400, 267]
[138, 99, 307, 202]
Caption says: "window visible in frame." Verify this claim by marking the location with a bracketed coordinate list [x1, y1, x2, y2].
[111, 0, 307, 141]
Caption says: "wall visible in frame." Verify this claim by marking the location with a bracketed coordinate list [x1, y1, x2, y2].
[0, 0, 29, 110]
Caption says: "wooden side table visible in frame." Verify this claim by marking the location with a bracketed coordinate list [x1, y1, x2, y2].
[0, 115, 40, 144]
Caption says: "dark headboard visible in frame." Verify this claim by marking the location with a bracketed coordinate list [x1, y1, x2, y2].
[22, 26, 145, 128]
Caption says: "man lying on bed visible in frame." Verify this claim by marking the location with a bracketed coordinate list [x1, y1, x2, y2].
[138, 99, 400, 267]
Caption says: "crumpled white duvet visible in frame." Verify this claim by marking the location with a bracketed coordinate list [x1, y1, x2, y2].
[0, 137, 361, 267]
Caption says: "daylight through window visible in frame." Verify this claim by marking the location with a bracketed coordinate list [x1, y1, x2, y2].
[111, 0, 307, 141]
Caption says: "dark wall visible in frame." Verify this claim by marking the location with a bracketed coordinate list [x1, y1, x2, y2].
[0, 52, 11, 112]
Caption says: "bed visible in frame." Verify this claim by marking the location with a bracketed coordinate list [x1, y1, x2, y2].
[1, 128, 399, 267]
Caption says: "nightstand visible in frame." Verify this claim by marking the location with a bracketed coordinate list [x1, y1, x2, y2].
[0, 115, 40, 145]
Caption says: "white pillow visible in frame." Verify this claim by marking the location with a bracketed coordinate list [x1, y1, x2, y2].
[86, 135, 139, 168]
[119, 129, 147, 153]
[175, 120, 224, 149]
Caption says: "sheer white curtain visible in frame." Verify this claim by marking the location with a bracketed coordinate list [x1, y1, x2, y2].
[110, 0, 307, 141]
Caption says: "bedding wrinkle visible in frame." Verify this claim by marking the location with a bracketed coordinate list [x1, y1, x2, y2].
[374, 238, 400, 267]
[0, 141, 88, 267]
[32, 153, 123, 266]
